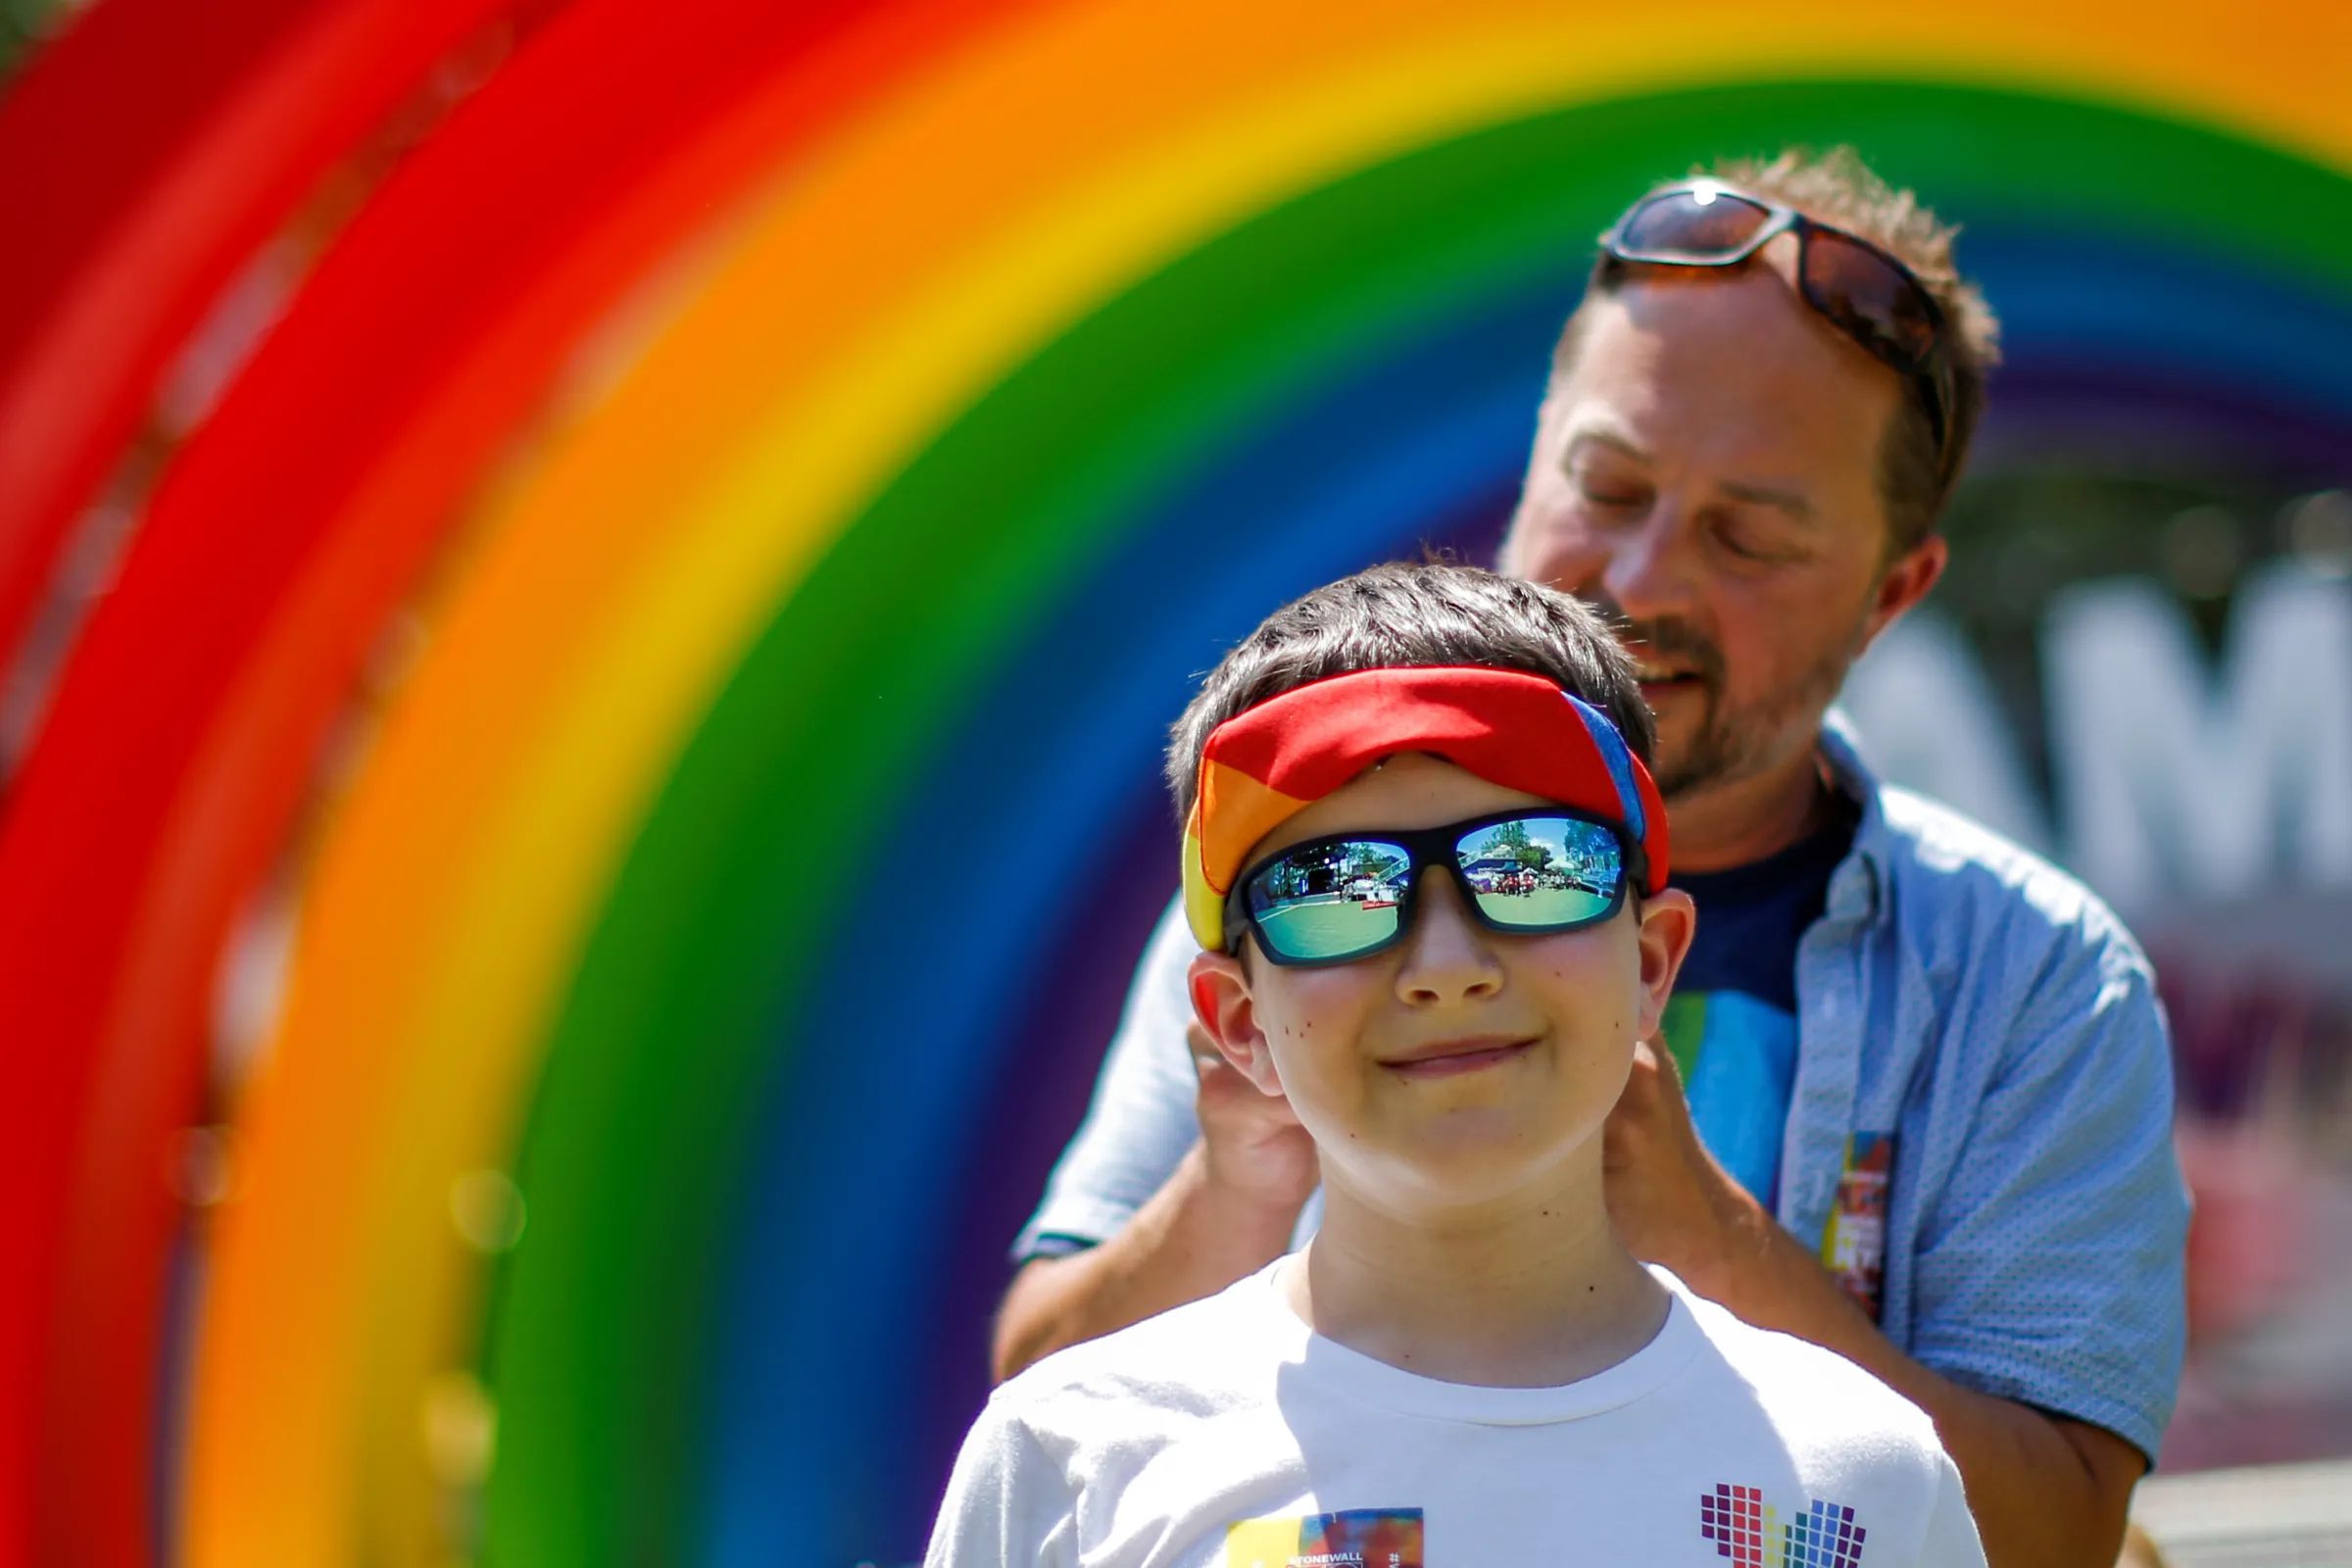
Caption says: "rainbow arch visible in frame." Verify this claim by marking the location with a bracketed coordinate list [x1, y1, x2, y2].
[2, 1, 2349, 1562]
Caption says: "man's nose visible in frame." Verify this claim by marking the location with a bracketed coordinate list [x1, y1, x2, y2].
[1597, 505, 1697, 624]
[1395, 872, 1505, 1005]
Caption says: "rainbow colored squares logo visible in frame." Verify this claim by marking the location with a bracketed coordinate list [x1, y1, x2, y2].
[1701, 1482, 1867, 1567]
[1224, 1507, 1424, 1568]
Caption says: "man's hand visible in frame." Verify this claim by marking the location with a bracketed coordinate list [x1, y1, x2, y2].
[990, 1027, 1315, 1383]
[1602, 1035, 2142, 1568]
[1603, 1037, 1757, 1281]
[1190, 1022, 1318, 1211]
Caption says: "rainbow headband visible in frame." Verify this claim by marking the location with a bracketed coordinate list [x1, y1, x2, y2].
[1181, 665, 1670, 949]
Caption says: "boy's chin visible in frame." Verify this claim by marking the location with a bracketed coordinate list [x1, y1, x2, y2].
[1341, 1117, 1599, 1209]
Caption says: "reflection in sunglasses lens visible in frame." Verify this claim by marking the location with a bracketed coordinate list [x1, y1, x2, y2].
[1802, 230, 1937, 361]
[1618, 189, 1772, 260]
[1246, 840, 1408, 961]
[1241, 817, 1627, 964]
[1456, 817, 1622, 931]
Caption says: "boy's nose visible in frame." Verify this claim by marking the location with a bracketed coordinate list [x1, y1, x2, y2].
[1394, 871, 1505, 1005]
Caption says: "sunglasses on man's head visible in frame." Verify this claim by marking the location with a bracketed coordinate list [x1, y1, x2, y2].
[1599, 180, 1957, 482]
[1227, 809, 1635, 967]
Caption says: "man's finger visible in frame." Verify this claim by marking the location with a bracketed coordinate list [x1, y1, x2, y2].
[1633, 1034, 1688, 1089]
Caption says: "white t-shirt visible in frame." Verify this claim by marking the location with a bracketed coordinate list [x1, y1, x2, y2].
[927, 1263, 1984, 1567]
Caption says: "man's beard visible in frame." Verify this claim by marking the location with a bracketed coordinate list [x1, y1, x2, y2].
[1584, 595, 1863, 804]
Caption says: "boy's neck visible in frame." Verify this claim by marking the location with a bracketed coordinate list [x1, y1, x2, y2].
[1285, 1160, 1670, 1389]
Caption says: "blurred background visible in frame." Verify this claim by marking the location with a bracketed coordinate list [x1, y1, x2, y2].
[3, 1, 2347, 1564]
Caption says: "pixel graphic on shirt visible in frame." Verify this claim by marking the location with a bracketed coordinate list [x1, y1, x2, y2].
[1700, 1482, 1868, 1567]
[1223, 1507, 1423, 1568]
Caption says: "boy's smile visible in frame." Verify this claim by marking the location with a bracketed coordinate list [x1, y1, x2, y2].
[1376, 1034, 1538, 1079]
[1191, 754, 1694, 1217]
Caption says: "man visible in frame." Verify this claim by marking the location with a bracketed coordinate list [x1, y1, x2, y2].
[993, 149, 2188, 1568]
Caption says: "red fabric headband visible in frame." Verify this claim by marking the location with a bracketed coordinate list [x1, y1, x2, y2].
[1181, 665, 1669, 949]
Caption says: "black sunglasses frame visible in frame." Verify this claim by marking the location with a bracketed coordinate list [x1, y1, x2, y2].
[1225, 807, 1638, 968]
[1597, 180, 1958, 484]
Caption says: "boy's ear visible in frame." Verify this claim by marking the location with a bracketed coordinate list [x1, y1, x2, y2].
[1188, 950, 1285, 1099]
[1632, 888, 1697, 1043]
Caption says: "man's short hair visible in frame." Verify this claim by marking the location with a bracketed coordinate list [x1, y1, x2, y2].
[1552, 146, 2002, 554]
[1166, 562, 1654, 820]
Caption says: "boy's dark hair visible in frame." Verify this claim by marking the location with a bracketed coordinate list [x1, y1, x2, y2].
[1166, 562, 1653, 819]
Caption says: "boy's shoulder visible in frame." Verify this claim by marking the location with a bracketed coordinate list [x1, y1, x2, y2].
[1662, 1271, 1945, 1463]
[991, 1267, 1285, 1435]
[927, 1280, 1298, 1566]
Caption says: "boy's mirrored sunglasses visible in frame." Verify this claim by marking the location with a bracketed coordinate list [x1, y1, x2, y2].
[1226, 809, 1633, 968]
[1599, 180, 1957, 481]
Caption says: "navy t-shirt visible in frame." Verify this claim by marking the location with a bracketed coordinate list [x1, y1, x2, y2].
[1660, 797, 1858, 1208]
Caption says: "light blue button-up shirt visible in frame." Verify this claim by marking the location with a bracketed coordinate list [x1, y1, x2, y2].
[1015, 725, 2191, 1461]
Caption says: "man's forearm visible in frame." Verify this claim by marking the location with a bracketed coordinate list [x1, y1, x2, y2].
[991, 1141, 1304, 1382]
[1672, 1196, 2142, 1568]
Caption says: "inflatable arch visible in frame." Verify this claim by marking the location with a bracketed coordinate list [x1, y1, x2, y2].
[1, 2, 2348, 1562]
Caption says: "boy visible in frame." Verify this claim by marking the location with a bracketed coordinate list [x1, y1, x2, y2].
[927, 564, 1984, 1566]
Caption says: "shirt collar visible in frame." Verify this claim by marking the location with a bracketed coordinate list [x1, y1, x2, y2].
[1815, 710, 1888, 926]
